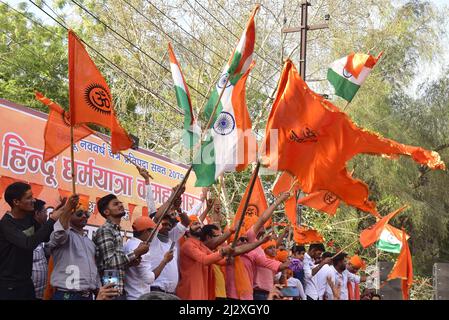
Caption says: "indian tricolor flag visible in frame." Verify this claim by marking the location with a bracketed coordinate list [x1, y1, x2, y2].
[193, 5, 259, 187]
[377, 224, 410, 254]
[168, 43, 200, 149]
[327, 52, 382, 102]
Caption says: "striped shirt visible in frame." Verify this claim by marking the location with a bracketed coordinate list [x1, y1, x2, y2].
[93, 220, 136, 295]
[32, 243, 48, 299]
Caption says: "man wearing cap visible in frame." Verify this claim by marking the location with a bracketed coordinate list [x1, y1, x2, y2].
[46, 199, 102, 300]
[123, 216, 174, 300]
[346, 255, 367, 300]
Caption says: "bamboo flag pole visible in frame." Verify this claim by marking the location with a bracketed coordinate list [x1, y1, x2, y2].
[70, 126, 76, 194]
[330, 239, 359, 259]
[230, 161, 261, 250]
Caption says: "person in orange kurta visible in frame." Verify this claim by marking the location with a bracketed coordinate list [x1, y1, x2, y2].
[176, 220, 234, 300]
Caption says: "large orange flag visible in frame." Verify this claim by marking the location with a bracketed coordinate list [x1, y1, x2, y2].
[293, 225, 324, 244]
[35, 92, 93, 162]
[233, 172, 269, 230]
[359, 205, 407, 248]
[263, 60, 445, 214]
[298, 190, 341, 216]
[272, 172, 299, 225]
[387, 229, 413, 300]
[68, 30, 133, 153]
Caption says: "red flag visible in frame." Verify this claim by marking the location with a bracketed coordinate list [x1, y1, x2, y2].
[298, 190, 341, 216]
[359, 205, 408, 248]
[387, 229, 413, 300]
[142, 206, 149, 217]
[35, 92, 93, 162]
[262, 60, 444, 214]
[233, 171, 269, 229]
[272, 172, 299, 225]
[68, 30, 133, 153]
[293, 225, 324, 244]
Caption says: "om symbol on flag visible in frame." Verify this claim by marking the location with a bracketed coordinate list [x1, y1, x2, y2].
[84, 83, 112, 114]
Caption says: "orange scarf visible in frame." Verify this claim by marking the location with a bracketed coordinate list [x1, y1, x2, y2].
[347, 281, 360, 300]
[234, 256, 252, 299]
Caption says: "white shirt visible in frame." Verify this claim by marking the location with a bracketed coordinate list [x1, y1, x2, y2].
[303, 252, 319, 300]
[315, 263, 333, 300]
[123, 237, 155, 300]
[148, 223, 188, 293]
[325, 266, 360, 300]
[287, 277, 307, 300]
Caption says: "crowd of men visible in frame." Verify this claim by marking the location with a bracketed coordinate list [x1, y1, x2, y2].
[0, 168, 380, 301]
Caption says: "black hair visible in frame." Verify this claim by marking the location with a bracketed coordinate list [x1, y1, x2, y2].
[138, 292, 180, 300]
[309, 243, 325, 252]
[4, 182, 31, 208]
[292, 244, 306, 254]
[97, 194, 117, 218]
[34, 199, 46, 214]
[322, 251, 333, 259]
[332, 252, 347, 267]
[200, 224, 219, 242]
[133, 230, 145, 238]
[371, 294, 381, 300]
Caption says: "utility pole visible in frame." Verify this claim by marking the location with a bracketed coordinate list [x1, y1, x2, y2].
[282, 0, 330, 79]
[282, 1, 329, 225]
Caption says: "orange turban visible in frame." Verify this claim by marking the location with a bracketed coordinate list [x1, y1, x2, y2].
[276, 249, 289, 263]
[189, 215, 199, 225]
[262, 240, 277, 251]
[349, 255, 366, 270]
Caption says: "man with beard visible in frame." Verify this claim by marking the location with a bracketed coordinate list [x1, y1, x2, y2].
[0, 182, 77, 300]
[46, 199, 103, 300]
[303, 243, 331, 300]
[176, 219, 234, 300]
[94, 194, 149, 299]
[345, 255, 367, 300]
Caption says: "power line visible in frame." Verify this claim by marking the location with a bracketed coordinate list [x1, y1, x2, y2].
[27, 0, 183, 116]
[191, 0, 280, 72]
[143, 0, 276, 92]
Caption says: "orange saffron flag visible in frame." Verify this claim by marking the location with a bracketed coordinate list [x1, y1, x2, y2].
[233, 171, 269, 230]
[359, 205, 408, 248]
[293, 225, 324, 244]
[272, 172, 299, 225]
[262, 60, 445, 214]
[68, 30, 133, 153]
[387, 229, 413, 300]
[298, 190, 341, 216]
[35, 92, 93, 162]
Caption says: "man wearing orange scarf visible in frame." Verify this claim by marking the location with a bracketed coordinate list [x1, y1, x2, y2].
[346, 255, 367, 300]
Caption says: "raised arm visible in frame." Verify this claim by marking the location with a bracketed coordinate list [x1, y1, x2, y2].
[275, 226, 290, 248]
[204, 227, 235, 250]
[252, 192, 291, 235]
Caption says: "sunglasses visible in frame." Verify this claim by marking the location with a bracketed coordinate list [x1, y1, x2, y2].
[238, 237, 248, 242]
[75, 211, 90, 218]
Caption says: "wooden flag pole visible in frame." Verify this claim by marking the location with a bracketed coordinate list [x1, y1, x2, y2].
[70, 125, 76, 194]
[230, 161, 261, 250]
[144, 166, 193, 245]
[331, 239, 359, 259]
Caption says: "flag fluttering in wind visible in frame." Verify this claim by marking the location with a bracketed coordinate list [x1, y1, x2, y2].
[35, 92, 94, 162]
[376, 224, 410, 254]
[193, 5, 259, 187]
[167, 43, 201, 149]
[298, 190, 341, 216]
[327, 52, 382, 102]
[359, 205, 408, 248]
[293, 225, 324, 244]
[387, 229, 413, 300]
[68, 30, 133, 153]
[263, 60, 445, 214]
[233, 170, 269, 229]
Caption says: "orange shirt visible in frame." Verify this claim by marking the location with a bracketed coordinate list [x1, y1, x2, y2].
[176, 237, 223, 300]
